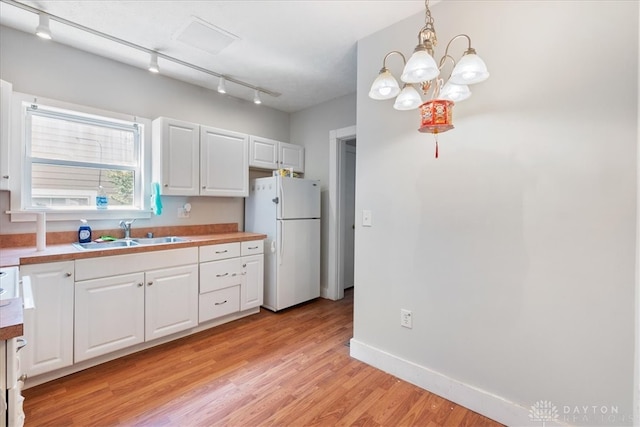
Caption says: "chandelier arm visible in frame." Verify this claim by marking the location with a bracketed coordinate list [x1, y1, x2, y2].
[382, 50, 407, 69]
[442, 34, 473, 60]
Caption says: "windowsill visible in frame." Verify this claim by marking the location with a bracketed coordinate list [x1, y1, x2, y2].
[7, 208, 153, 223]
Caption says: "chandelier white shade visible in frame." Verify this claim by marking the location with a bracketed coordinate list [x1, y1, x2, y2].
[35, 13, 51, 39]
[449, 52, 490, 85]
[393, 85, 422, 110]
[401, 50, 440, 84]
[369, 69, 401, 100]
[439, 81, 471, 102]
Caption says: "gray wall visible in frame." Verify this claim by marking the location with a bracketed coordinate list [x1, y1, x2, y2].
[0, 25, 290, 233]
[289, 93, 356, 296]
[353, 1, 637, 426]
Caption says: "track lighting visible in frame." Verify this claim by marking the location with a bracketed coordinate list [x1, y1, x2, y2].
[35, 13, 52, 40]
[253, 90, 262, 105]
[217, 76, 227, 94]
[148, 52, 159, 73]
[5, 0, 279, 105]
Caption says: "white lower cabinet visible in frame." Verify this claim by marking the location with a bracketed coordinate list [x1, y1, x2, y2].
[145, 265, 199, 341]
[74, 273, 145, 362]
[74, 248, 199, 362]
[199, 240, 264, 322]
[19, 261, 74, 377]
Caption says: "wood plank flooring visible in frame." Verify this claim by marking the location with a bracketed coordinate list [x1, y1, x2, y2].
[23, 289, 503, 426]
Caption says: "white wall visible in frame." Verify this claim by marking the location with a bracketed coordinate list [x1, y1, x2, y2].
[0, 25, 290, 233]
[353, 1, 637, 426]
[289, 93, 356, 296]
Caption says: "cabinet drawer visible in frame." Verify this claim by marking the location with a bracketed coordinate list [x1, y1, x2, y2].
[199, 286, 240, 322]
[199, 242, 241, 262]
[200, 258, 244, 293]
[241, 240, 264, 256]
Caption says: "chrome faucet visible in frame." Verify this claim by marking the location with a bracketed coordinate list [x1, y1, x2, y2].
[119, 219, 136, 239]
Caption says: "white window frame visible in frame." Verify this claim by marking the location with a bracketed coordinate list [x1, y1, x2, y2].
[9, 92, 152, 222]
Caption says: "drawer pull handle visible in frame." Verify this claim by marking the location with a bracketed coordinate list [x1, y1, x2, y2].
[16, 338, 27, 351]
[248, 246, 258, 250]
[147, 281, 153, 286]
[214, 300, 228, 306]
[18, 374, 27, 383]
[137, 283, 144, 287]
[216, 273, 228, 278]
[215, 250, 228, 254]
[65, 272, 72, 277]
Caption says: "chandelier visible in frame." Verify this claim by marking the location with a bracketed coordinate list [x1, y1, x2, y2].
[368, 0, 489, 155]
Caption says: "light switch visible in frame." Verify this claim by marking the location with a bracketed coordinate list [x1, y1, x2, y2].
[362, 210, 372, 227]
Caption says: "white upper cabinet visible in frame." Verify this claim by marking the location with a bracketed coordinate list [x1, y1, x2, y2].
[152, 117, 200, 196]
[279, 141, 305, 173]
[152, 117, 248, 197]
[0, 79, 12, 190]
[249, 136, 305, 173]
[200, 126, 248, 197]
[249, 136, 279, 170]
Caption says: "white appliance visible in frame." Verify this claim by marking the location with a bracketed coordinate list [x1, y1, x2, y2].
[0, 267, 33, 427]
[245, 176, 321, 311]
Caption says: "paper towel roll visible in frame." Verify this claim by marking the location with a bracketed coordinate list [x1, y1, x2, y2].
[36, 212, 46, 251]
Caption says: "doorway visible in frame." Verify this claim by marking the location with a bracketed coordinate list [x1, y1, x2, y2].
[341, 140, 356, 290]
[327, 125, 356, 301]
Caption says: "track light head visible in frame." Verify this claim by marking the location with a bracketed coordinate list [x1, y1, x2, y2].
[148, 52, 159, 73]
[253, 90, 262, 105]
[218, 77, 227, 94]
[35, 13, 52, 40]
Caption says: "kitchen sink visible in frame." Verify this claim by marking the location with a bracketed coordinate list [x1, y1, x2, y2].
[131, 236, 189, 245]
[73, 240, 141, 250]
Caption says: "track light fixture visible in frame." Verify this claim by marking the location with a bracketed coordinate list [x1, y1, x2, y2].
[253, 90, 262, 105]
[217, 76, 227, 94]
[3, 0, 279, 105]
[148, 52, 159, 73]
[35, 13, 52, 40]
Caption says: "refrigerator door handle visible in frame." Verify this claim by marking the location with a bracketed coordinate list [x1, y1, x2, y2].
[278, 223, 284, 266]
[270, 240, 276, 253]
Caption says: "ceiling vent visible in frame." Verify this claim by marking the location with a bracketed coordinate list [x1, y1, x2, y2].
[173, 16, 239, 55]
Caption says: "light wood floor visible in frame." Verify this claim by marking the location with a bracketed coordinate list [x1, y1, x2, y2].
[23, 289, 503, 426]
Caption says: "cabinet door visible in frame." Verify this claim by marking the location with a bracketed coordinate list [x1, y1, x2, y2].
[75, 273, 145, 362]
[200, 126, 249, 197]
[279, 142, 305, 173]
[145, 265, 198, 341]
[0, 80, 11, 190]
[241, 254, 264, 311]
[249, 136, 279, 170]
[20, 261, 74, 376]
[152, 117, 200, 196]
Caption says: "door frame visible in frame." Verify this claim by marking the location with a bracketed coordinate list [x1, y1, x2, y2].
[326, 125, 356, 301]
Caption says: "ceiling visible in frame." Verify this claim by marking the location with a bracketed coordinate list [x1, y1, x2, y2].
[0, 0, 426, 113]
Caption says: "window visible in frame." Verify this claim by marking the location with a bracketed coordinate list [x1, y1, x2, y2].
[23, 103, 143, 211]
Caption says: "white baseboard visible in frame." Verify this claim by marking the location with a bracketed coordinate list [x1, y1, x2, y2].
[349, 338, 567, 427]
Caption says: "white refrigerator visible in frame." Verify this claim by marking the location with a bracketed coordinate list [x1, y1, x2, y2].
[245, 176, 321, 311]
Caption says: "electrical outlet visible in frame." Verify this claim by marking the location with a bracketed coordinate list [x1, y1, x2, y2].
[177, 207, 190, 218]
[400, 309, 413, 329]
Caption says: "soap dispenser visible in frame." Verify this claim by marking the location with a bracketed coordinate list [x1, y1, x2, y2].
[78, 219, 92, 243]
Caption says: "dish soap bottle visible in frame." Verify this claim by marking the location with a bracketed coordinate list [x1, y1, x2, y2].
[78, 219, 92, 243]
[96, 185, 108, 209]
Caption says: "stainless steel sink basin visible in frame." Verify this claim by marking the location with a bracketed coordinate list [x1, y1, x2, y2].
[73, 240, 141, 250]
[131, 236, 189, 245]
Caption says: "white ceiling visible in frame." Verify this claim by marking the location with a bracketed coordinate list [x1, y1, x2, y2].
[0, 0, 426, 113]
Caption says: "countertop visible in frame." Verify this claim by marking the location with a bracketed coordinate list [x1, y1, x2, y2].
[0, 231, 266, 268]
[0, 297, 23, 341]
[0, 229, 266, 340]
